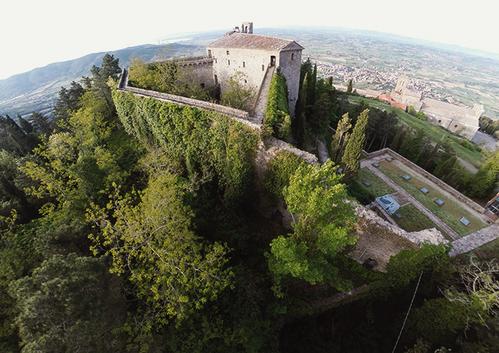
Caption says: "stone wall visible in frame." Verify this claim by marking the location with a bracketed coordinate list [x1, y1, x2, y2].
[209, 47, 274, 99]
[278, 49, 302, 116]
[176, 58, 215, 89]
[364, 148, 486, 214]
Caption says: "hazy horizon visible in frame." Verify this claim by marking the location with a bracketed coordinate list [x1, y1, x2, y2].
[1, 0, 499, 80]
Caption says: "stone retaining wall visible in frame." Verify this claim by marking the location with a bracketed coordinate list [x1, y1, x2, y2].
[364, 148, 485, 214]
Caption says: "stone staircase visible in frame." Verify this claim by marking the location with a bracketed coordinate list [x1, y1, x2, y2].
[253, 65, 275, 124]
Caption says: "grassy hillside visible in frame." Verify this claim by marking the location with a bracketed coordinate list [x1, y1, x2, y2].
[346, 95, 485, 167]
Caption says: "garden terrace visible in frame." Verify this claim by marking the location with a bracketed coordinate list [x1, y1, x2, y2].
[373, 155, 488, 236]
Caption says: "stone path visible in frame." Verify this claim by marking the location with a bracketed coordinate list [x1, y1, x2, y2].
[253, 65, 275, 124]
[449, 224, 499, 257]
[366, 162, 460, 240]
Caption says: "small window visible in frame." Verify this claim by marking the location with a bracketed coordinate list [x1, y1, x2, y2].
[244, 79, 247, 84]
[208, 49, 212, 57]
[214, 58, 217, 63]
[291, 53, 294, 60]
[454, 124, 458, 128]
[200, 83, 205, 89]
[262, 65, 265, 71]
[228, 60, 230, 66]
[438, 120, 442, 123]
[226, 50, 230, 55]
[243, 61, 246, 68]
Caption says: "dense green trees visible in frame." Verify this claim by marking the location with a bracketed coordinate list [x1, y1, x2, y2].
[1, 52, 497, 353]
[268, 161, 357, 291]
[93, 172, 232, 324]
[10, 254, 127, 353]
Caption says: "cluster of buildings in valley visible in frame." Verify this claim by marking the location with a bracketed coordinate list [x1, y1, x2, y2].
[317, 60, 484, 140]
[378, 76, 483, 140]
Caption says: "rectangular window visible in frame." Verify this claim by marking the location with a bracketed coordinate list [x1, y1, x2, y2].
[262, 65, 265, 71]
[291, 53, 294, 60]
[226, 50, 230, 55]
[243, 61, 246, 68]
[228, 60, 230, 66]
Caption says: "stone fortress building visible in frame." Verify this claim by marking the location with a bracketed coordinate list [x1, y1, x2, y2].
[380, 76, 483, 140]
[207, 22, 303, 115]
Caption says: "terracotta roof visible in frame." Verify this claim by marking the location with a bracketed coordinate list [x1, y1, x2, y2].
[208, 33, 303, 51]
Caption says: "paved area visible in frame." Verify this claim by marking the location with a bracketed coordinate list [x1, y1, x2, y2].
[449, 224, 499, 257]
[366, 162, 460, 240]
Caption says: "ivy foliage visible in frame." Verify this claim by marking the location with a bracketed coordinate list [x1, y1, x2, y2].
[264, 72, 291, 140]
[112, 90, 259, 205]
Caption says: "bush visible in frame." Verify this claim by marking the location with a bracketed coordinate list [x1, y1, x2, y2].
[220, 72, 256, 111]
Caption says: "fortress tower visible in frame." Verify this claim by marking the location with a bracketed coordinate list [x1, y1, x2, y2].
[207, 23, 303, 116]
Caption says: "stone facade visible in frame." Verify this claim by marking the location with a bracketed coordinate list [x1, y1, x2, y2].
[207, 23, 303, 116]
[175, 57, 215, 89]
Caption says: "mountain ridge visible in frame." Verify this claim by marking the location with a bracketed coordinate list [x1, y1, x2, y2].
[0, 43, 203, 117]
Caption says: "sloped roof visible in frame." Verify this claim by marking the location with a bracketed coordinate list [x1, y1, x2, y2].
[208, 33, 304, 51]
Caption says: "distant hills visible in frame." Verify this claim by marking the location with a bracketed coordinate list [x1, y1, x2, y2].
[0, 43, 203, 117]
[2, 27, 499, 119]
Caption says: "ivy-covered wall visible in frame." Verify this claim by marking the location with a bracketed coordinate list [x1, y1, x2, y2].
[264, 72, 291, 140]
[112, 90, 259, 204]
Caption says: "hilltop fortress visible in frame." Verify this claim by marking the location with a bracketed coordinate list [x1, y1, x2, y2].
[379, 75, 483, 140]
[115, 23, 499, 270]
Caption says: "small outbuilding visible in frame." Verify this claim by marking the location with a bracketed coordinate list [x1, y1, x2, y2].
[376, 195, 401, 215]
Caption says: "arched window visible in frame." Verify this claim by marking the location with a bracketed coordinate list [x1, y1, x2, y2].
[291, 53, 295, 60]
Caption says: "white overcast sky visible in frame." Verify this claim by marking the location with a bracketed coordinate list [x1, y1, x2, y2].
[1, 0, 498, 79]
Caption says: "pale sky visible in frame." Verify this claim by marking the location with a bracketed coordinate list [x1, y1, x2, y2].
[1, 0, 498, 80]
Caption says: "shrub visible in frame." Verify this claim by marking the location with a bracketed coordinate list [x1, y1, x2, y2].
[220, 72, 256, 111]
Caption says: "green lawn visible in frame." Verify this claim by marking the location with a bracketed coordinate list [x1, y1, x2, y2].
[378, 160, 486, 236]
[393, 204, 436, 232]
[346, 95, 484, 168]
[354, 168, 395, 198]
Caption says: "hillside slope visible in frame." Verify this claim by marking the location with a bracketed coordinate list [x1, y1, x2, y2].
[0, 43, 203, 117]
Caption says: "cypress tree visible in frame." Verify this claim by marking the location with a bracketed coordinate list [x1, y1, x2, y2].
[331, 113, 352, 162]
[342, 109, 369, 175]
[346, 79, 353, 93]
